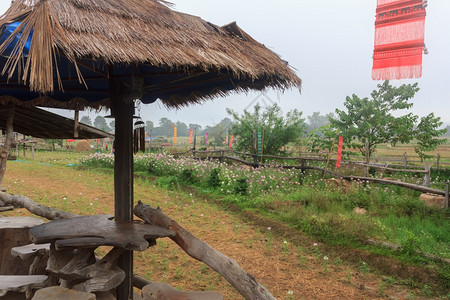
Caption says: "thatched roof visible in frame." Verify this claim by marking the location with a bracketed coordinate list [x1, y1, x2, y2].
[0, 0, 301, 109]
[0, 105, 113, 139]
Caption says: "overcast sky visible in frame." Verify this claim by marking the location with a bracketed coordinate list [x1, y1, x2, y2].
[1, 0, 449, 127]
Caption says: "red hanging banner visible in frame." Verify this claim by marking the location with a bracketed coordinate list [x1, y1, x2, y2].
[336, 136, 343, 168]
[189, 130, 193, 144]
[372, 0, 426, 80]
[229, 134, 234, 147]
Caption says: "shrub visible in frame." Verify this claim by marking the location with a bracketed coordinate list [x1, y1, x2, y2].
[234, 178, 249, 195]
[208, 168, 221, 188]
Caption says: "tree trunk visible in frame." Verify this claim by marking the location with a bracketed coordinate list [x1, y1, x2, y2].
[0, 106, 15, 186]
[133, 201, 276, 300]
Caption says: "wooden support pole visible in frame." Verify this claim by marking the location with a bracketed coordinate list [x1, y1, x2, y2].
[32, 143, 35, 160]
[111, 74, 134, 300]
[74, 110, 79, 138]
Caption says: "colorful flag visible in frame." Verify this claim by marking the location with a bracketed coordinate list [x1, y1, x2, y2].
[336, 136, 343, 168]
[225, 135, 229, 146]
[229, 134, 234, 147]
[372, 0, 427, 80]
[189, 130, 193, 144]
[173, 125, 177, 143]
[66, 139, 75, 142]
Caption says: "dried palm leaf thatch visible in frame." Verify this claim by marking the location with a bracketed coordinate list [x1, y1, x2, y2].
[0, 0, 301, 108]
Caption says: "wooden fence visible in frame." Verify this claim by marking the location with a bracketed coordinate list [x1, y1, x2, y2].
[171, 149, 449, 206]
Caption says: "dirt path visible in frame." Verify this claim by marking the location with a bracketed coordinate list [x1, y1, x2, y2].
[2, 161, 426, 299]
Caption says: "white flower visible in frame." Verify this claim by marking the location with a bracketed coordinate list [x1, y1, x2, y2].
[287, 290, 294, 295]
[267, 227, 271, 231]
[323, 256, 329, 261]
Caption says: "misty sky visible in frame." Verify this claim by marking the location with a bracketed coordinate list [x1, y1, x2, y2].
[1, 0, 449, 126]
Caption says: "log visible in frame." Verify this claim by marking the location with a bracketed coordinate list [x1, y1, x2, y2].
[141, 282, 223, 300]
[0, 205, 14, 212]
[133, 201, 276, 300]
[0, 192, 78, 220]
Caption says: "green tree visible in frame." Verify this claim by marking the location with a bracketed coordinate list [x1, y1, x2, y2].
[80, 115, 92, 126]
[109, 120, 115, 131]
[93, 116, 111, 132]
[329, 80, 420, 158]
[226, 104, 306, 156]
[306, 124, 338, 153]
[414, 113, 447, 161]
[307, 112, 334, 132]
[145, 120, 154, 133]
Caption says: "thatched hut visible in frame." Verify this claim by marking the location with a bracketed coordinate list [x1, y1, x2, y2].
[0, 1, 301, 299]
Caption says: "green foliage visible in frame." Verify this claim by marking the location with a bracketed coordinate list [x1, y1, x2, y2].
[414, 113, 447, 161]
[93, 116, 111, 132]
[207, 168, 221, 188]
[181, 168, 196, 184]
[234, 178, 249, 195]
[306, 124, 338, 153]
[226, 104, 306, 156]
[330, 80, 420, 158]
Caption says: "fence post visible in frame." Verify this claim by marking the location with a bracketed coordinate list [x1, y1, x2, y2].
[445, 182, 449, 209]
[364, 138, 369, 177]
[403, 152, 408, 169]
[252, 130, 258, 166]
[23, 142, 26, 158]
[436, 153, 440, 175]
[422, 164, 431, 187]
[32, 143, 35, 160]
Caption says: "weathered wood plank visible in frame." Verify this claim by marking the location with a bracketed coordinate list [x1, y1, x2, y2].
[11, 243, 50, 261]
[30, 215, 175, 251]
[0, 275, 47, 296]
[141, 282, 223, 300]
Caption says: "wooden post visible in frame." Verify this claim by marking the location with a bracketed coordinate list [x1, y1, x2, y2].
[111, 75, 134, 300]
[0, 106, 15, 186]
[436, 153, 440, 175]
[403, 152, 408, 169]
[32, 143, 35, 160]
[423, 164, 431, 187]
[445, 182, 449, 209]
[364, 138, 369, 177]
[74, 110, 79, 138]
[193, 128, 197, 152]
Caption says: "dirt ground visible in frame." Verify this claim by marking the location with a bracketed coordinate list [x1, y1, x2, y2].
[1, 161, 435, 299]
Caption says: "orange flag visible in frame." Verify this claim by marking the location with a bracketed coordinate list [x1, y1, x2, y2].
[189, 130, 193, 143]
[336, 136, 343, 168]
[229, 134, 234, 147]
[173, 125, 177, 143]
